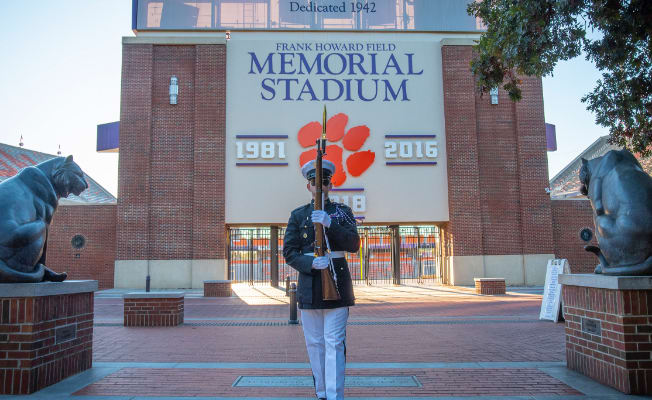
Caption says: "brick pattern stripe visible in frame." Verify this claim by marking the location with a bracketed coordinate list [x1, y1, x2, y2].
[123, 297, 184, 327]
[194, 45, 227, 259]
[562, 285, 652, 394]
[474, 69, 522, 254]
[117, 43, 153, 260]
[441, 45, 483, 256]
[0, 293, 94, 394]
[74, 367, 581, 397]
[515, 75, 554, 255]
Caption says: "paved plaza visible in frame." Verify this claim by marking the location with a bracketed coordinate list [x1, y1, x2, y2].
[1, 284, 646, 399]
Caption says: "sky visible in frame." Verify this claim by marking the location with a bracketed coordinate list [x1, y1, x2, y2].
[0, 1, 609, 196]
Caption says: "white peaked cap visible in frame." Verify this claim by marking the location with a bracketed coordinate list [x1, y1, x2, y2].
[301, 159, 336, 179]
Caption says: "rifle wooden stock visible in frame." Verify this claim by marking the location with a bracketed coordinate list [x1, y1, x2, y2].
[315, 107, 340, 301]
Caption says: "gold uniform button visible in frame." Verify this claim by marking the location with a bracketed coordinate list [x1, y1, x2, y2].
[303, 233, 307, 238]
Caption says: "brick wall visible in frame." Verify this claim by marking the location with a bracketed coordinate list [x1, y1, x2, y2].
[118, 43, 226, 262]
[442, 45, 553, 257]
[442, 45, 483, 257]
[551, 200, 597, 273]
[47, 204, 116, 289]
[0, 293, 94, 394]
[475, 68, 523, 255]
[117, 43, 153, 261]
[193, 45, 227, 259]
[563, 284, 652, 394]
[514, 76, 554, 255]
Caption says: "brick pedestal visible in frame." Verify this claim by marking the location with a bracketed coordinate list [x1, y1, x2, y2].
[204, 280, 232, 297]
[123, 292, 184, 327]
[0, 280, 98, 394]
[474, 278, 506, 295]
[560, 274, 652, 394]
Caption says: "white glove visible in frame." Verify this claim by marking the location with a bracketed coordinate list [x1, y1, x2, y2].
[311, 210, 331, 228]
[312, 256, 329, 270]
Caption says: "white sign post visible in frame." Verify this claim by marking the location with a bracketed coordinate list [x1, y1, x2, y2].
[540, 259, 571, 322]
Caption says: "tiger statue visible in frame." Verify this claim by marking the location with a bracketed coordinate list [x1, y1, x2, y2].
[579, 149, 652, 276]
[0, 155, 88, 283]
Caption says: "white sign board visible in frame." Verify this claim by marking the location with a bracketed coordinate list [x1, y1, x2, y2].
[225, 32, 467, 224]
[540, 259, 571, 322]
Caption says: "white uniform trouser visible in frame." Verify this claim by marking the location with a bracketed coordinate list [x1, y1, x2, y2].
[300, 307, 349, 400]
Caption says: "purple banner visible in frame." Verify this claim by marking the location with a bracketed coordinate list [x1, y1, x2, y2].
[546, 123, 557, 152]
[97, 122, 119, 152]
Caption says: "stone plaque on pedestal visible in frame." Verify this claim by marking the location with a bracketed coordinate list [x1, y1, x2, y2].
[559, 274, 652, 394]
[0, 280, 98, 394]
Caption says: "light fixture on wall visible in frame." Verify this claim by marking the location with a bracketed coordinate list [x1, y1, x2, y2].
[490, 87, 499, 105]
[225, 31, 231, 40]
[169, 75, 179, 105]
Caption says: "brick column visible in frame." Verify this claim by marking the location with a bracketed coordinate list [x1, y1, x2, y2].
[441, 43, 483, 285]
[193, 45, 227, 260]
[0, 281, 97, 394]
[560, 274, 652, 394]
[441, 39, 554, 286]
[116, 37, 227, 288]
[474, 71, 522, 256]
[515, 75, 555, 258]
[117, 43, 153, 262]
[150, 45, 196, 260]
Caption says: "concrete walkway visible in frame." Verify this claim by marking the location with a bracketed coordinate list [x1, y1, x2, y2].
[1, 284, 647, 399]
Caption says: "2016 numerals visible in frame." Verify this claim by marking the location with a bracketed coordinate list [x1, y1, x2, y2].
[385, 141, 437, 159]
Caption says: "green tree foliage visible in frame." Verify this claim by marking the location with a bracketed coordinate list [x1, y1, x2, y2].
[468, 0, 651, 156]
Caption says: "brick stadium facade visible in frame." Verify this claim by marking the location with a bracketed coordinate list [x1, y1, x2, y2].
[110, 34, 569, 289]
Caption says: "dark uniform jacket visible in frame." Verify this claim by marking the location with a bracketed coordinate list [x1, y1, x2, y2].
[283, 199, 359, 309]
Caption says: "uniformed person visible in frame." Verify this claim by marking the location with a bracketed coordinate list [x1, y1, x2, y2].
[283, 159, 359, 400]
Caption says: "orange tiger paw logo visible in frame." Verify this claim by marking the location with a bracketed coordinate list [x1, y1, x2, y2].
[298, 113, 376, 187]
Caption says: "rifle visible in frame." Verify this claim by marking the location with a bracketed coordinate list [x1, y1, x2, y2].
[315, 106, 341, 301]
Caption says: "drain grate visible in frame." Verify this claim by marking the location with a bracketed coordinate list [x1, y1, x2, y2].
[233, 375, 422, 387]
